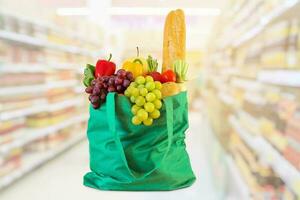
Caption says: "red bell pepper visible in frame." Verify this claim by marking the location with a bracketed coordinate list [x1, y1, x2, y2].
[95, 54, 116, 77]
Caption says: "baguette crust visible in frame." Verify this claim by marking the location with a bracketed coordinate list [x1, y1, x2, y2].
[162, 9, 186, 72]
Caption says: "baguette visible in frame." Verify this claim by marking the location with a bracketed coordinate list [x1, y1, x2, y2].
[174, 9, 186, 60]
[162, 11, 175, 72]
[162, 9, 186, 72]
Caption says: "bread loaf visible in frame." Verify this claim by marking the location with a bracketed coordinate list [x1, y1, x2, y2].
[162, 9, 186, 72]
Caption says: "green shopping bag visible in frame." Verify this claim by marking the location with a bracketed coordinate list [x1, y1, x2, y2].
[84, 91, 196, 191]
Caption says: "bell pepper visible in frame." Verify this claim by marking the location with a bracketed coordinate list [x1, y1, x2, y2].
[122, 59, 144, 78]
[95, 54, 116, 78]
[83, 64, 95, 87]
[122, 47, 148, 77]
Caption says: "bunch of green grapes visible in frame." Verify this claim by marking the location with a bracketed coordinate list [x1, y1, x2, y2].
[125, 75, 162, 126]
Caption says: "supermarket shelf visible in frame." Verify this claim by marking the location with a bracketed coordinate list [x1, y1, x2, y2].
[47, 63, 81, 70]
[47, 43, 94, 57]
[218, 92, 235, 105]
[0, 64, 48, 73]
[0, 114, 88, 156]
[0, 30, 95, 57]
[225, 155, 251, 199]
[48, 98, 83, 112]
[0, 9, 98, 48]
[230, 77, 262, 91]
[229, 115, 300, 196]
[224, 69, 300, 89]
[0, 63, 85, 73]
[229, 116, 261, 151]
[0, 133, 85, 190]
[259, 138, 300, 197]
[0, 80, 78, 96]
[258, 69, 300, 87]
[0, 9, 52, 29]
[204, 115, 250, 199]
[0, 99, 47, 121]
[0, 30, 45, 47]
[233, 0, 300, 47]
[0, 97, 83, 121]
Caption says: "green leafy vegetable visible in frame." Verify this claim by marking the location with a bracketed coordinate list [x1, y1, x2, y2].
[83, 64, 95, 87]
[173, 60, 188, 83]
[147, 55, 158, 72]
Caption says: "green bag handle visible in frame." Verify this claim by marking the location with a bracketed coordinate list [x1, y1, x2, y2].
[106, 92, 173, 182]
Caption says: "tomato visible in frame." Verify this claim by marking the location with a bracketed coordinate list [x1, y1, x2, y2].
[161, 69, 176, 83]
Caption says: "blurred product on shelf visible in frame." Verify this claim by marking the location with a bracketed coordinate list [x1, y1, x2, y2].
[26, 107, 75, 128]
[229, 133, 285, 199]
[0, 119, 25, 145]
[0, 148, 22, 178]
[0, 71, 46, 87]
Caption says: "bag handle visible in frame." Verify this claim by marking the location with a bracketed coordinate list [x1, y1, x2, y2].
[106, 92, 173, 182]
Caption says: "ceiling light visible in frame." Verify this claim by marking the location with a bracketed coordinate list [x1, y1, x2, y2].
[56, 7, 221, 16]
[109, 7, 221, 16]
[56, 7, 90, 16]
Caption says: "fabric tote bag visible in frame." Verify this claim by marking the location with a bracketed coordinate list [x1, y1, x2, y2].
[84, 91, 195, 191]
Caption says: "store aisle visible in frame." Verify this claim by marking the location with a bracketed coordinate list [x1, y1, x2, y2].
[0, 111, 218, 200]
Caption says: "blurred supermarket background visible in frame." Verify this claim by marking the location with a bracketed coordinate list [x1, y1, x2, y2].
[0, 0, 300, 200]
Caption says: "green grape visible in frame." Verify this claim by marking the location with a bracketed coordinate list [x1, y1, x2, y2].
[124, 89, 130, 97]
[154, 81, 162, 90]
[137, 109, 148, 121]
[131, 105, 141, 115]
[145, 76, 154, 83]
[139, 88, 148, 96]
[146, 92, 156, 102]
[145, 82, 155, 91]
[135, 96, 146, 106]
[135, 76, 145, 84]
[130, 96, 136, 103]
[153, 99, 162, 109]
[132, 116, 142, 125]
[130, 82, 138, 88]
[143, 118, 153, 126]
[150, 109, 160, 119]
[131, 88, 139, 97]
[144, 102, 155, 113]
[128, 75, 162, 126]
[126, 86, 133, 93]
[152, 89, 162, 99]
[137, 84, 145, 89]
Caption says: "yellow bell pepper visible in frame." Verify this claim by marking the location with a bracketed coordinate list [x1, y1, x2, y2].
[123, 57, 148, 74]
[122, 47, 148, 77]
[122, 59, 144, 78]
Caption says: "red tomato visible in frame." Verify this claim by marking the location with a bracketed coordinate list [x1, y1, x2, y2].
[161, 69, 176, 83]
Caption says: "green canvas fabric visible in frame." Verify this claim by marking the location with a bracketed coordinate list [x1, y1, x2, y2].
[84, 91, 196, 191]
